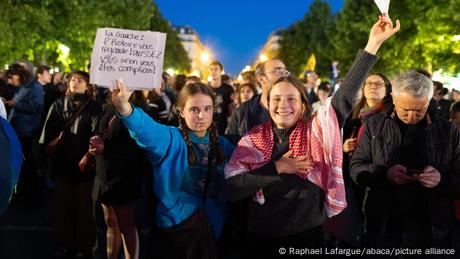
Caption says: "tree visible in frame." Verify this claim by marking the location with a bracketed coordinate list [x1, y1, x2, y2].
[332, 0, 460, 76]
[0, 0, 190, 73]
[149, 6, 190, 73]
[279, 0, 459, 78]
[399, 0, 460, 74]
[278, 0, 336, 78]
[0, 0, 51, 66]
[278, 21, 309, 76]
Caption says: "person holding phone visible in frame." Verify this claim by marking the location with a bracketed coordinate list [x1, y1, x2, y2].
[350, 69, 460, 250]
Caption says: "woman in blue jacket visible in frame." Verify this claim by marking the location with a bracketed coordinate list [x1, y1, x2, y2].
[112, 80, 234, 259]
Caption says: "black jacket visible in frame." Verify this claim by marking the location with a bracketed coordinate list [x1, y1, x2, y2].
[350, 108, 460, 232]
[92, 105, 149, 204]
[225, 94, 270, 145]
[41, 94, 101, 182]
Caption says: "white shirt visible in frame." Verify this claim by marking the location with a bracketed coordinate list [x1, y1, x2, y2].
[0, 98, 6, 119]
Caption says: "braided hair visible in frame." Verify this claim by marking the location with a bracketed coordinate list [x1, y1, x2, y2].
[176, 82, 224, 165]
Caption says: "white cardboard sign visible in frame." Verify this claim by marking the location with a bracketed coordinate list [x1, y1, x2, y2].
[90, 28, 166, 90]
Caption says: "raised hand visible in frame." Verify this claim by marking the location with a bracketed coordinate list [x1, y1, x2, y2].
[365, 15, 401, 55]
[111, 79, 134, 116]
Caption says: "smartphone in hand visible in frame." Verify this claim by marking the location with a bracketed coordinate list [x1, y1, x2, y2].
[406, 169, 424, 176]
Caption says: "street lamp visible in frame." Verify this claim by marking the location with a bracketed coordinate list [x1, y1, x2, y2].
[200, 53, 210, 63]
[259, 54, 268, 62]
[166, 68, 175, 76]
[190, 70, 201, 77]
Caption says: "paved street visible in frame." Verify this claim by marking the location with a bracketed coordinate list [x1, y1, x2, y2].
[0, 186, 157, 259]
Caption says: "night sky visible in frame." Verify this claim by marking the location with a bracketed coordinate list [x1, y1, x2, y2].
[155, 0, 344, 75]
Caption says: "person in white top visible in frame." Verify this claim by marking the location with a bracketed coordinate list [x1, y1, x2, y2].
[0, 98, 6, 119]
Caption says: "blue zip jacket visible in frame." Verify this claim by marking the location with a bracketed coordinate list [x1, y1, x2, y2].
[120, 107, 234, 238]
[0, 117, 23, 214]
[9, 80, 44, 137]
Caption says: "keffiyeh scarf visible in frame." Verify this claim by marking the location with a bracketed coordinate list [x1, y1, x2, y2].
[225, 99, 346, 217]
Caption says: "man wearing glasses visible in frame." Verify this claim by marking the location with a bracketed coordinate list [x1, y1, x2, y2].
[350, 70, 460, 249]
[225, 58, 289, 144]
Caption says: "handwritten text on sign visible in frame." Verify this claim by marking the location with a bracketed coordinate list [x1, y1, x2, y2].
[90, 28, 166, 90]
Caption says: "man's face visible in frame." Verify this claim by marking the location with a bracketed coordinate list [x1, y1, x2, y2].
[53, 72, 62, 85]
[209, 64, 222, 81]
[258, 60, 288, 91]
[38, 70, 52, 84]
[392, 92, 430, 125]
[306, 72, 318, 85]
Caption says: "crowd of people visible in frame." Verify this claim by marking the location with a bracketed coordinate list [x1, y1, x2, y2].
[0, 16, 460, 259]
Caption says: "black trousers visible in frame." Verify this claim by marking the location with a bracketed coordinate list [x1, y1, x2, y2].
[13, 136, 39, 205]
[364, 225, 453, 259]
[155, 209, 217, 259]
[242, 226, 325, 259]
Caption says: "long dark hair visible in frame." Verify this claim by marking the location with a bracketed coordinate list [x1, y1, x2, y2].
[176, 82, 224, 165]
[352, 72, 392, 119]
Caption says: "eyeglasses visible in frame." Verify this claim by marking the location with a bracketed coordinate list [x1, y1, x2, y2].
[265, 67, 290, 76]
[364, 81, 384, 88]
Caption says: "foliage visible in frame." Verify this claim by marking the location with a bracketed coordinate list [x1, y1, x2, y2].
[278, 0, 460, 79]
[0, 0, 189, 72]
[278, 0, 336, 77]
[149, 6, 190, 72]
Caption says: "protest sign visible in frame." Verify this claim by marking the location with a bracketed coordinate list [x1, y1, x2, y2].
[90, 28, 166, 90]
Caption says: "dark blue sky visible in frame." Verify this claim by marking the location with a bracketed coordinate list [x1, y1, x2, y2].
[155, 0, 344, 75]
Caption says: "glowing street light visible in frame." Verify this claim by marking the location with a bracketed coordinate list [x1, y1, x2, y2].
[259, 54, 268, 62]
[190, 70, 201, 77]
[166, 68, 175, 76]
[200, 53, 210, 63]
